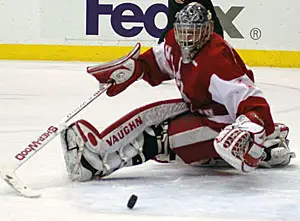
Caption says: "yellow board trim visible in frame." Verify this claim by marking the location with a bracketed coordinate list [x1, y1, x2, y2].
[0, 44, 300, 68]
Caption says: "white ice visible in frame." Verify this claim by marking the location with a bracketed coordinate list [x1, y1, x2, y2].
[0, 61, 299, 221]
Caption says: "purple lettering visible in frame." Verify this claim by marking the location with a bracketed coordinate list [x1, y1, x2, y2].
[86, 0, 168, 38]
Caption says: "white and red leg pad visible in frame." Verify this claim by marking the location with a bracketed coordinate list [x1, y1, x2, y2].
[61, 99, 188, 181]
[61, 119, 147, 181]
[214, 115, 265, 172]
[98, 99, 188, 156]
[60, 120, 107, 181]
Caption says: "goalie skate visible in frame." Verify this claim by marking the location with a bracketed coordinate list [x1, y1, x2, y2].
[259, 123, 296, 168]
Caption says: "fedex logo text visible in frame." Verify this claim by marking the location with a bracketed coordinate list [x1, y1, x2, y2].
[86, 0, 168, 38]
[86, 0, 244, 39]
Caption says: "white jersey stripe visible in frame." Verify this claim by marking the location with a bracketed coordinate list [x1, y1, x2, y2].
[209, 74, 264, 121]
[169, 126, 219, 149]
[152, 42, 174, 78]
[207, 114, 233, 124]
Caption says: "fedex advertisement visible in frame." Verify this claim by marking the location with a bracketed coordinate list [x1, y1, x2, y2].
[0, 0, 299, 51]
[85, 0, 245, 43]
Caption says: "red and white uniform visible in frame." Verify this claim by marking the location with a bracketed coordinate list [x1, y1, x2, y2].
[138, 31, 275, 163]
[61, 31, 293, 182]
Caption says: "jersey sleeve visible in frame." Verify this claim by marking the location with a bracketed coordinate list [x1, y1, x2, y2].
[208, 73, 275, 135]
[139, 42, 174, 86]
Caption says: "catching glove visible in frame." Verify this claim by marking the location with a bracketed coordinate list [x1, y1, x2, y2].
[87, 43, 144, 96]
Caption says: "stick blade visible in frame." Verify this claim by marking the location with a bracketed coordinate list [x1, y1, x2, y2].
[0, 169, 41, 198]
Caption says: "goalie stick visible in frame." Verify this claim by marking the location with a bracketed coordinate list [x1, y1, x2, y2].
[0, 83, 112, 198]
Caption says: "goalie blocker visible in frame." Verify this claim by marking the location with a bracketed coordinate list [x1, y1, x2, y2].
[60, 99, 295, 181]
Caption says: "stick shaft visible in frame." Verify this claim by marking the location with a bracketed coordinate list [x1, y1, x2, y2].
[12, 83, 111, 169]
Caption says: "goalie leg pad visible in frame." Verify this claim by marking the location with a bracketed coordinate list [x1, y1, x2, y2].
[60, 119, 169, 181]
[60, 100, 189, 181]
[60, 120, 149, 181]
[60, 126, 94, 181]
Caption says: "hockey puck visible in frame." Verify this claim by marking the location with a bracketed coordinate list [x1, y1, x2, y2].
[127, 194, 138, 209]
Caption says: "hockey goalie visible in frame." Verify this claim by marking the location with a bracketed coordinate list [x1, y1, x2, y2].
[60, 2, 295, 181]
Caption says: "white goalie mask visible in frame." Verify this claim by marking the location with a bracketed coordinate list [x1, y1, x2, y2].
[174, 2, 214, 64]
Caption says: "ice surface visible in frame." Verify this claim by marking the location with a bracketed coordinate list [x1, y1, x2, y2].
[0, 61, 299, 221]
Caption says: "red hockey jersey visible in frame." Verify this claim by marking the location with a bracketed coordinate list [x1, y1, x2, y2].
[139, 31, 275, 135]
